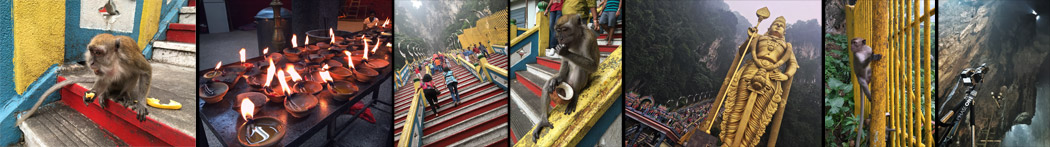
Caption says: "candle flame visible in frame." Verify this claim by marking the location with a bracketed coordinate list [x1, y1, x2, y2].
[329, 28, 336, 44]
[344, 50, 355, 69]
[277, 69, 292, 95]
[320, 64, 333, 82]
[363, 39, 370, 51]
[263, 47, 269, 54]
[305, 36, 310, 46]
[383, 18, 390, 27]
[241, 99, 254, 121]
[292, 34, 298, 48]
[372, 39, 381, 53]
[264, 58, 276, 87]
[214, 61, 222, 71]
[387, 43, 392, 47]
[237, 47, 244, 62]
[285, 64, 302, 81]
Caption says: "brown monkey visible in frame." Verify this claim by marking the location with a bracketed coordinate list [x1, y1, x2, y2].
[16, 34, 152, 126]
[530, 14, 601, 141]
[851, 37, 880, 101]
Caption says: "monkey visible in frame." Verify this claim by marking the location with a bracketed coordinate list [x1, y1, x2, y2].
[16, 33, 152, 126]
[851, 37, 880, 102]
[530, 14, 601, 141]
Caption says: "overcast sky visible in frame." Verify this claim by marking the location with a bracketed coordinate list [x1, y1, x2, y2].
[726, 1, 821, 34]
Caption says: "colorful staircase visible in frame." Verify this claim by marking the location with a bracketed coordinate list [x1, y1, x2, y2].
[17, 1, 196, 146]
[511, 24, 621, 145]
[393, 55, 509, 146]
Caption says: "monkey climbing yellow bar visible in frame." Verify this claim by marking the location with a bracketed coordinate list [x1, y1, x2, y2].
[848, 0, 935, 146]
[515, 47, 621, 147]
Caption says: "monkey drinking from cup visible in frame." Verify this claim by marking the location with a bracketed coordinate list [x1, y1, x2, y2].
[530, 14, 600, 141]
[851, 37, 880, 102]
[16, 33, 152, 126]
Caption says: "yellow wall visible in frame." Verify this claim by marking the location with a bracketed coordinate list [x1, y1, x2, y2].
[137, 0, 161, 51]
[12, 0, 65, 94]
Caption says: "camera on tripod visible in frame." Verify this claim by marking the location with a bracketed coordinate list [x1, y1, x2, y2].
[960, 63, 989, 87]
[938, 63, 990, 147]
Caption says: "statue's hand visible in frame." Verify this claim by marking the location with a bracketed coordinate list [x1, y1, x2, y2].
[772, 72, 789, 81]
[748, 27, 758, 37]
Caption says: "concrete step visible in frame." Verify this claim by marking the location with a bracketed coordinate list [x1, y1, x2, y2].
[509, 80, 542, 142]
[179, 7, 196, 24]
[394, 94, 507, 143]
[151, 41, 195, 67]
[19, 103, 127, 146]
[394, 84, 501, 130]
[446, 119, 509, 147]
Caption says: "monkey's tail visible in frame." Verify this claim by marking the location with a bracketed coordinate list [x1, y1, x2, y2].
[15, 78, 95, 126]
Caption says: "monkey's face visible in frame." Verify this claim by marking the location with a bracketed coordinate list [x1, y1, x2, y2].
[86, 34, 122, 75]
[555, 14, 585, 46]
[851, 38, 866, 52]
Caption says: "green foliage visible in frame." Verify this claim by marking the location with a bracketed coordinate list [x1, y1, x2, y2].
[823, 33, 865, 146]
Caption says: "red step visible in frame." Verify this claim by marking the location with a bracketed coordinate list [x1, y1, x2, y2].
[395, 84, 498, 123]
[599, 45, 618, 53]
[394, 68, 473, 102]
[597, 33, 622, 40]
[428, 114, 509, 147]
[166, 23, 196, 43]
[537, 57, 561, 70]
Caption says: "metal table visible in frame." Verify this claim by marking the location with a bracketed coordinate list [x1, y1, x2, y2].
[198, 47, 393, 147]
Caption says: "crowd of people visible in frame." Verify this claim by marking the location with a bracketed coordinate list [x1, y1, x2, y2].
[625, 91, 712, 135]
[413, 53, 461, 115]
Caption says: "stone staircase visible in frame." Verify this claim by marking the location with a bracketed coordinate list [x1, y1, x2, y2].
[18, 1, 197, 146]
[152, 4, 197, 67]
[510, 22, 621, 145]
[392, 55, 509, 146]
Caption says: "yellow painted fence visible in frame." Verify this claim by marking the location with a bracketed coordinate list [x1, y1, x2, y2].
[848, 0, 935, 146]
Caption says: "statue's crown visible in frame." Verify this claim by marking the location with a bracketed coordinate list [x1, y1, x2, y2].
[774, 16, 786, 24]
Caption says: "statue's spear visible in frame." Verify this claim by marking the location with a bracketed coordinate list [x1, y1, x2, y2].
[707, 6, 769, 133]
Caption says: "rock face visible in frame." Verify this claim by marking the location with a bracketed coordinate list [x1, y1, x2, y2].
[938, 0, 1050, 146]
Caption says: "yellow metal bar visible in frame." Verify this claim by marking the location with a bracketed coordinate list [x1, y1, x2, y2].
[397, 82, 423, 147]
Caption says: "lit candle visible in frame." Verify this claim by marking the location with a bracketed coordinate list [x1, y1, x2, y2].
[277, 69, 291, 95]
[291, 34, 298, 48]
[382, 18, 390, 28]
[215, 61, 222, 71]
[344, 50, 355, 70]
[241, 99, 254, 121]
[285, 64, 302, 82]
[371, 39, 381, 53]
[240, 48, 246, 64]
[330, 28, 336, 45]
[264, 58, 276, 87]
[305, 36, 310, 46]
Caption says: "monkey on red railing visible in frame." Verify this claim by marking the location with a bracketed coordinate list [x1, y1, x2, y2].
[16, 34, 152, 126]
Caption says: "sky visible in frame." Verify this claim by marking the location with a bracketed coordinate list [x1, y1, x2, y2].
[726, 1, 822, 34]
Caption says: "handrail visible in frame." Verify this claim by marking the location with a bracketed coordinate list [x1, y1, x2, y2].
[397, 82, 426, 147]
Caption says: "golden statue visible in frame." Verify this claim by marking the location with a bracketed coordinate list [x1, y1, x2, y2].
[718, 13, 799, 146]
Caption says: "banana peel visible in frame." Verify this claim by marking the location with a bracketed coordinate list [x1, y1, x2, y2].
[146, 98, 182, 110]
